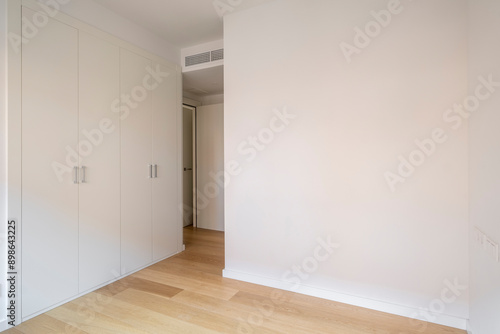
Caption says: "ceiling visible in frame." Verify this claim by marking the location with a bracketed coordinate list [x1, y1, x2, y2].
[92, 0, 275, 98]
[183, 65, 224, 97]
[92, 0, 275, 48]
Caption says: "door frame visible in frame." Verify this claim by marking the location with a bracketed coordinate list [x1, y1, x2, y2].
[183, 104, 197, 228]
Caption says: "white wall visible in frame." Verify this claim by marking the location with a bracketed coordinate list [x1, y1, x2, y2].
[469, 1, 500, 333]
[0, 0, 7, 328]
[224, 0, 469, 329]
[197, 103, 224, 231]
[58, 0, 180, 64]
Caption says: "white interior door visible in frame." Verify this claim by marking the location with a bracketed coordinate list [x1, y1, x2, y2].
[182, 106, 196, 227]
[196, 104, 224, 231]
[78, 32, 121, 292]
[120, 49, 153, 274]
[21, 8, 79, 317]
[152, 62, 179, 260]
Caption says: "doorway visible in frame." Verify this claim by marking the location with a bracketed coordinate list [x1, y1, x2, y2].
[182, 105, 197, 228]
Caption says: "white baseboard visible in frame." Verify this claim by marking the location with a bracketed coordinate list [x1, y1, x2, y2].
[223, 269, 467, 331]
[0, 319, 8, 332]
[467, 319, 473, 334]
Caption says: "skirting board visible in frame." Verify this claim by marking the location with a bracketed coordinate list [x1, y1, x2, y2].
[0, 320, 7, 332]
[223, 269, 467, 330]
[467, 320, 473, 334]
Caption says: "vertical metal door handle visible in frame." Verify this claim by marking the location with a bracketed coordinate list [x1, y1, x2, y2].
[148, 165, 153, 179]
[154, 164, 158, 178]
[81, 166, 87, 183]
[73, 166, 79, 184]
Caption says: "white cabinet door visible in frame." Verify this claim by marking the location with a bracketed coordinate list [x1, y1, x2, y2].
[21, 8, 79, 317]
[152, 63, 179, 260]
[78, 32, 121, 292]
[120, 49, 153, 274]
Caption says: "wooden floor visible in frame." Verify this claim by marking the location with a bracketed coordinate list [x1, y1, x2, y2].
[5, 227, 465, 334]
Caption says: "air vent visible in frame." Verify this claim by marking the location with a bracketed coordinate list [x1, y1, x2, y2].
[211, 49, 224, 61]
[185, 52, 210, 67]
[185, 49, 224, 67]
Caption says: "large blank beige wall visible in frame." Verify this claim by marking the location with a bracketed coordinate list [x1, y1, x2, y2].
[224, 0, 468, 328]
[469, 0, 500, 333]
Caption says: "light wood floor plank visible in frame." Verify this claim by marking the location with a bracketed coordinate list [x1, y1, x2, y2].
[1, 329, 24, 334]
[69, 292, 218, 334]
[112, 288, 245, 334]
[171, 289, 311, 334]
[46, 301, 149, 334]
[149, 256, 223, 275]
[4, 227, 466, 334]
[132, 268, 239, 301]
[4, 314, 88, 334]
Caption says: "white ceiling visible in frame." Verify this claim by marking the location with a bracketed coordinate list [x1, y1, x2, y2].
[183, 65, 224, 96]
[92, 0, 275, 48]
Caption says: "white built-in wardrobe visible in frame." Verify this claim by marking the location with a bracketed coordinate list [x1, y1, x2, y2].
[15, 2, 182, 320]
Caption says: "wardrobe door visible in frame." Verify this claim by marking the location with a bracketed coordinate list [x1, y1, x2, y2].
[21, 8, 79, 317]
[120, 49, 153, 274]
[78, 32, 121, 292]
[152, 63, 179, 260]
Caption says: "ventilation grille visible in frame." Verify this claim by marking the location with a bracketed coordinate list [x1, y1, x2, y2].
[185, 52, 211, 67]
[211, 49, 224, 61]
[185, 49, 224, 67]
